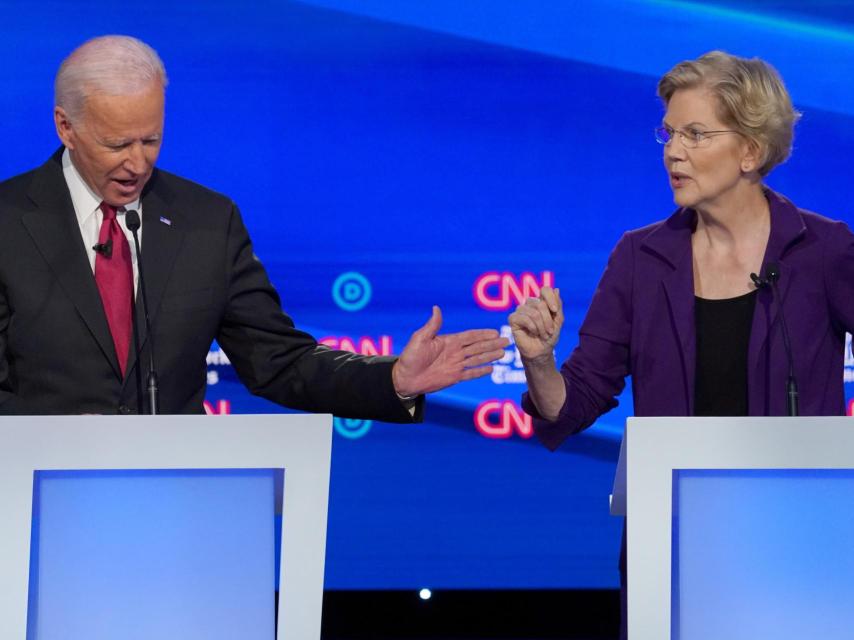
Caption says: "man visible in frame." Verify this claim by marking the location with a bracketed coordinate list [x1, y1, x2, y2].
[0, 35, 507, 417]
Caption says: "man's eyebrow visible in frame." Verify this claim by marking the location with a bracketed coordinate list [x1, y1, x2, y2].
[100, 137, 131, 146]
[100, 134, 162, 145]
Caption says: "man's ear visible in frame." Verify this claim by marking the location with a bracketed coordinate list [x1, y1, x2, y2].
[54, 106, 75, 149]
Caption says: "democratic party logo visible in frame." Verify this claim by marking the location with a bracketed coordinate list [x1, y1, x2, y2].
[332, 272, 372, 311]
[334, 418, 373, 439]
[473, 271, 554, 311]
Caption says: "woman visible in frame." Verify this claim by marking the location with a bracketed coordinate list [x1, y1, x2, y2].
[509, 51, 854, 637]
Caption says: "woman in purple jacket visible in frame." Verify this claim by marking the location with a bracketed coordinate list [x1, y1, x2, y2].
[510, 50, 854, 638]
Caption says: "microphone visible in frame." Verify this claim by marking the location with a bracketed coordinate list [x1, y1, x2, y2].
[750, 263, 798, 416]
[125, 210, 159, 415]
[92, 238, 113, 258]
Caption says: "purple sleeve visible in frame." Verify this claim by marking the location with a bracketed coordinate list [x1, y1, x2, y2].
[523, 232, 634, 450]
[823, 220, 854, 334]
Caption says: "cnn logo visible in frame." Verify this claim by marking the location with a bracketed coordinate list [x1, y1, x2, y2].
[474, 400, 533, 439]
[204, 399, 232, 415]
[473, 271, 554, 311]
[319, 335, 393, 355]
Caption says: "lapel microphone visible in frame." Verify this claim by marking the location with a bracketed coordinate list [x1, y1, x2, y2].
[750, 263, 798, 416]
[126, 209, 159, 415]
[92, 238, 113, 258]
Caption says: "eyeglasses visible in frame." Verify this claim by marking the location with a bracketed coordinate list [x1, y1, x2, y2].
[654, 125, 740, 148]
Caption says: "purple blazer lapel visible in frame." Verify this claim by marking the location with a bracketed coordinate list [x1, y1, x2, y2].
[641, 207, 697, 413]
[748, 190, 806, 413]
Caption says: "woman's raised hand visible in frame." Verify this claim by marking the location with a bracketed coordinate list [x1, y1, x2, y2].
[508, 286, 564, 362]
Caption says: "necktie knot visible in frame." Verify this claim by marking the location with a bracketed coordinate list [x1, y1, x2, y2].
[100, 202, 118, 221]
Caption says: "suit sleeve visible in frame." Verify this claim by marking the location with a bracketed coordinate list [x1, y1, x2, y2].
[0, 282, 36, 414]
[215, 204, 422, 423]
[522, 232, 634, 450]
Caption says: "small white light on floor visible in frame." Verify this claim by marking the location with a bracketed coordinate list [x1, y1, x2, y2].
[419, 588, 432, 600]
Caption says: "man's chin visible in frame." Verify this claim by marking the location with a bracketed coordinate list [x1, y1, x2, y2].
[103, 187, 143, 208]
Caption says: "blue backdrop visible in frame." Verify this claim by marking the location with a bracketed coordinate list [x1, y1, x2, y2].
[2, 0, 853, 590]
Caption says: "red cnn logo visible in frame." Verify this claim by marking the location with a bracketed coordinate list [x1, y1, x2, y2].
[319, 335, 393, 356]
[849, 399, 854, 417]
[474, 400, 533, 439]
[473, 271, 554, 310]
[204, 399, 232, 415]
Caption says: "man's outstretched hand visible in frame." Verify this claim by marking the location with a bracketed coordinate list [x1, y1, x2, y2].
[392, 306, 509, 398]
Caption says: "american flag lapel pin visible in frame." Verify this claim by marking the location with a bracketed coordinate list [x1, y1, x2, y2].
[160, 216, 172, 226]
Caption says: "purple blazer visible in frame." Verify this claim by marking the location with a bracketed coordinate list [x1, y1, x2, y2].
[524, 189, 854, 449]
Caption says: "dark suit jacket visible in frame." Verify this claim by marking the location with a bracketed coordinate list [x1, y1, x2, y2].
[0, 149, 421, 420]
[524, 188, 854, 449]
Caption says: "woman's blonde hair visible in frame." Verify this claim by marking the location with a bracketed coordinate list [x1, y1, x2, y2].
[658, 51, 800, 176]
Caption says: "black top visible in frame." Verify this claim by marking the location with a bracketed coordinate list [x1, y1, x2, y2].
[694, 289, 759, 416]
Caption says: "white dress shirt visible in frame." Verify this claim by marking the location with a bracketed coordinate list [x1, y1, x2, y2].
[62, 148, 142, 293]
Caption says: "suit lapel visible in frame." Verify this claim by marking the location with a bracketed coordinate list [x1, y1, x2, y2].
[22, 151, 123, 378]
[123, 172, 185, 382]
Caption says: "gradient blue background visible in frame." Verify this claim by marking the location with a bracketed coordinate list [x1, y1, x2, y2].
[2, 0, 853, 589]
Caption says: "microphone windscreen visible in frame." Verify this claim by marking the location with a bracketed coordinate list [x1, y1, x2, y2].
[126, 209, 141, 232]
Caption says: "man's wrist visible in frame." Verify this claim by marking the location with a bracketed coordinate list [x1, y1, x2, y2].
[391, 360, 418, 398]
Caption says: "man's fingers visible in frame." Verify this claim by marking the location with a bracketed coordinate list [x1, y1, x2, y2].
[413, 305, 443, 340]
[458, 365, 493, 381]
[463, 349, 507, 368]
[463, 337, 509, 358]
[452, 327, 501, 345]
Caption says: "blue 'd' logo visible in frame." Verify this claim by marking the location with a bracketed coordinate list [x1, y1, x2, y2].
[332, 272, 372, 311]
[334, 418, 372, 439]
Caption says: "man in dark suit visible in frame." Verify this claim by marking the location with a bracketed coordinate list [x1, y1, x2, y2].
[0, 35, 507, 416]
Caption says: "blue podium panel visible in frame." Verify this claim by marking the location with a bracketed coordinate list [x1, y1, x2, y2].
[673, 469, 854, 640]
[27, 469, 282, 640]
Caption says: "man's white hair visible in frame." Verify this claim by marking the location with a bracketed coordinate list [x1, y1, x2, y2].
[55, 35, 169, 122]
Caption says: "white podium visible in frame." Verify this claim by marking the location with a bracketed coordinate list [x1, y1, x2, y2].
[616, 416, 854, 640]
[0, 414, 332, 640]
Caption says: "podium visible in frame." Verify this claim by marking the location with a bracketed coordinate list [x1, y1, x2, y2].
[614, 416, 854, 640]
[0, 414, 332, 639]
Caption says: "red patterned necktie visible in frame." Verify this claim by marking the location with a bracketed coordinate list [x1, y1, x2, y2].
[95, 202, 134, 376]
